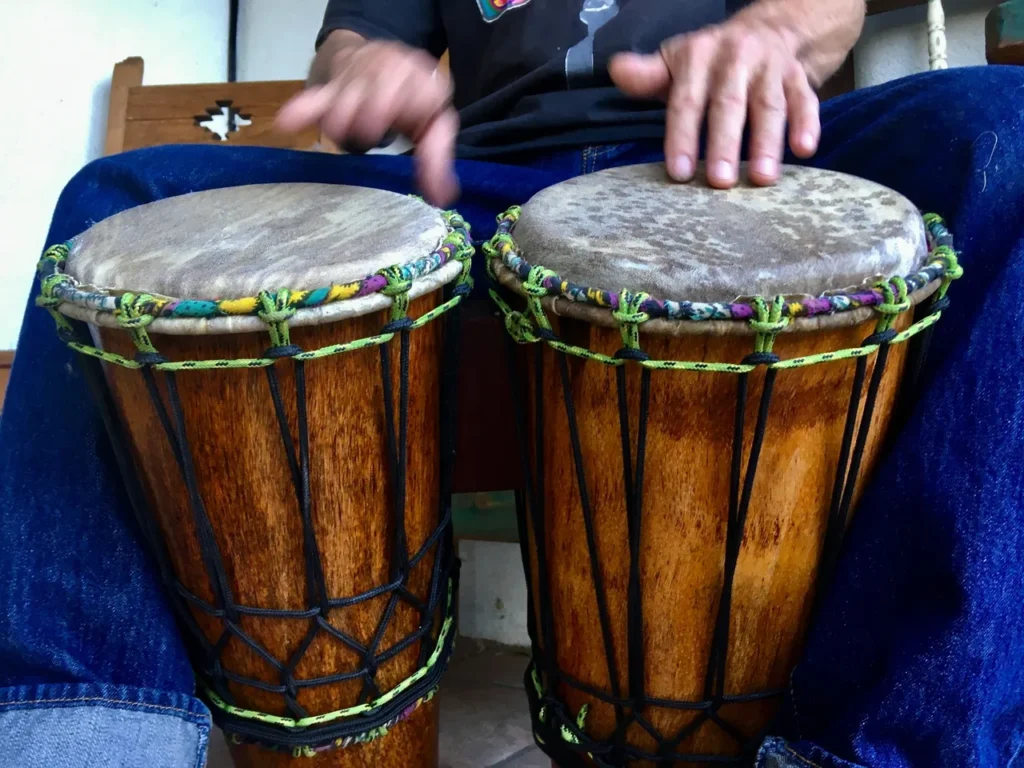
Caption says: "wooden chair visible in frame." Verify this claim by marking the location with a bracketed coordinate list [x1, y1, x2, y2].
[104, 57, 317, 155]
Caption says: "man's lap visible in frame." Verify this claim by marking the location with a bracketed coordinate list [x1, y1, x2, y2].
[2, 65, 1022, 767]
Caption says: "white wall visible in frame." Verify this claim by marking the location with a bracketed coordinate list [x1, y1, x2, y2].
[0, 1, 228, 350]
[238, 0, 324, 82]
[856, 0, 990, 87]
[458, 540, 530, 647]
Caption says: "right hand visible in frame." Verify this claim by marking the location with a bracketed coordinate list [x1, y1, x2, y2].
[276, 36, 460, 207]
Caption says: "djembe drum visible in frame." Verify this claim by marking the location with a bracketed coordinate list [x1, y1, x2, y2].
[36, 184, 474, 767]
[486, 164, 960, 766]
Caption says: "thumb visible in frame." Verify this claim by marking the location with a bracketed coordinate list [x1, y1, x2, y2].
[608, 51, 671, 100]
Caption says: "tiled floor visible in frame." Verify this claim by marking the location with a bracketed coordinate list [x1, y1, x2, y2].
[206, 639, 547, 768]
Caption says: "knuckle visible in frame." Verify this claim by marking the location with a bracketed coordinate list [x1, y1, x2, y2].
[723, 30, 758, 60]
[750, 90, 785, 115]
[712, 89, 746, 110]
[670, 88, 704, 113]
[684, 32, 716, 62]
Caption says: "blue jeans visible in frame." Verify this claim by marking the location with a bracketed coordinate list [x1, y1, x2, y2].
[2, 66, 1023, 767]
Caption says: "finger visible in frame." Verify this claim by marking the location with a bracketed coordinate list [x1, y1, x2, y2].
[746, 57, 787, 186]
[662, 35, 715, 181]
[609, 51, 671, 100]
[275, 82, 340, 133]
[392, 69, 454, 141]
[414, 108, 460, 207]
[784, 64, 820, 158]
[704, 45, 752, 188]
[348, 60, 422, 148]
[320, 78, 369, 143]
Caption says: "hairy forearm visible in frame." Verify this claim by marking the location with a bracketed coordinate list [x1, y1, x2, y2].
[736, 0, 865, 84]
[309, 28, 367, 85]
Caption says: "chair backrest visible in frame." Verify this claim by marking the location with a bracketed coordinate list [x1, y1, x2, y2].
[104, 57, 319, 156]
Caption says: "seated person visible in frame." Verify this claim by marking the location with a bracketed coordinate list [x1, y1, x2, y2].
[2, 2, 1023, 767]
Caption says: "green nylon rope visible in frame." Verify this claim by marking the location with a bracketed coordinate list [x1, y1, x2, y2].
[488, 211, 961, 374]
[205, 579, 455, 730]
[491, 289, 946, 373]
[257, 289, 296, 348]
[57, 290, 467, 372]
[39, 241, 474, 370]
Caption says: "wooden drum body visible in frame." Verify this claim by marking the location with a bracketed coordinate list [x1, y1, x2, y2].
[37, 184, 474, 767]
[488, 164, 961, 766]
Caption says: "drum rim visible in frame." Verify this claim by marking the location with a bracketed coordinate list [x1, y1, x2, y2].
[37, 209, 472, 335]
[486, 207, 957, 334]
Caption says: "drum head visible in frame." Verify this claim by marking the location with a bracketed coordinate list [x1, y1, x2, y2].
[54, 183, 465, 333]
[511, 163, 928, 305]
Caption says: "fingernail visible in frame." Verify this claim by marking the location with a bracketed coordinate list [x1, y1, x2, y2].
[711, 160, 735, 183]
[799, 132, 816, 153]
[751, 157, 777, 179]
[670, 155, 694, 181]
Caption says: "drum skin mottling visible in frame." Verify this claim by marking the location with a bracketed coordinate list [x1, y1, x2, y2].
[66, 184, 448, 300]
[514, 163, 928, 304]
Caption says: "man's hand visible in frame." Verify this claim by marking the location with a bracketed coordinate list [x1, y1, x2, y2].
[609, 0, 864, 189]
[276, 31, 459, 207]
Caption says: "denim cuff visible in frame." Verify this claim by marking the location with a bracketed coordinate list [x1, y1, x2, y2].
[0, 682, 211, 768]
[757, 736, 868, 768]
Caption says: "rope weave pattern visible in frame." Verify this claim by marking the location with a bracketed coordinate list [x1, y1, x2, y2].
[36, 212, 474, 757]
[485, 208, 958, 323]
[37, 211, 471, 321]
[490, 214, 960, 767]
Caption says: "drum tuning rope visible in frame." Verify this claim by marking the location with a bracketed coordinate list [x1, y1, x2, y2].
[35, 212, 476, 757]
[485, 209, 961, 766]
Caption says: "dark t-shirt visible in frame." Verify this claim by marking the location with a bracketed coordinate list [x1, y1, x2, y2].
[319, 0, 747, 158]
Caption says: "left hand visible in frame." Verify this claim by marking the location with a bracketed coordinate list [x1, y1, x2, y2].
[610, 16, 820, 189]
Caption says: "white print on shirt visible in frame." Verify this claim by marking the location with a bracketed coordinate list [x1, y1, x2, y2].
[565, 0, 620, 88]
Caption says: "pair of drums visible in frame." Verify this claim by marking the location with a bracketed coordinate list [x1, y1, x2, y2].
[38, 164, 959, 767]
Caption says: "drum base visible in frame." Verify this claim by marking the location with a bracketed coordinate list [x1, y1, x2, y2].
[226, 699, 439, 768]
